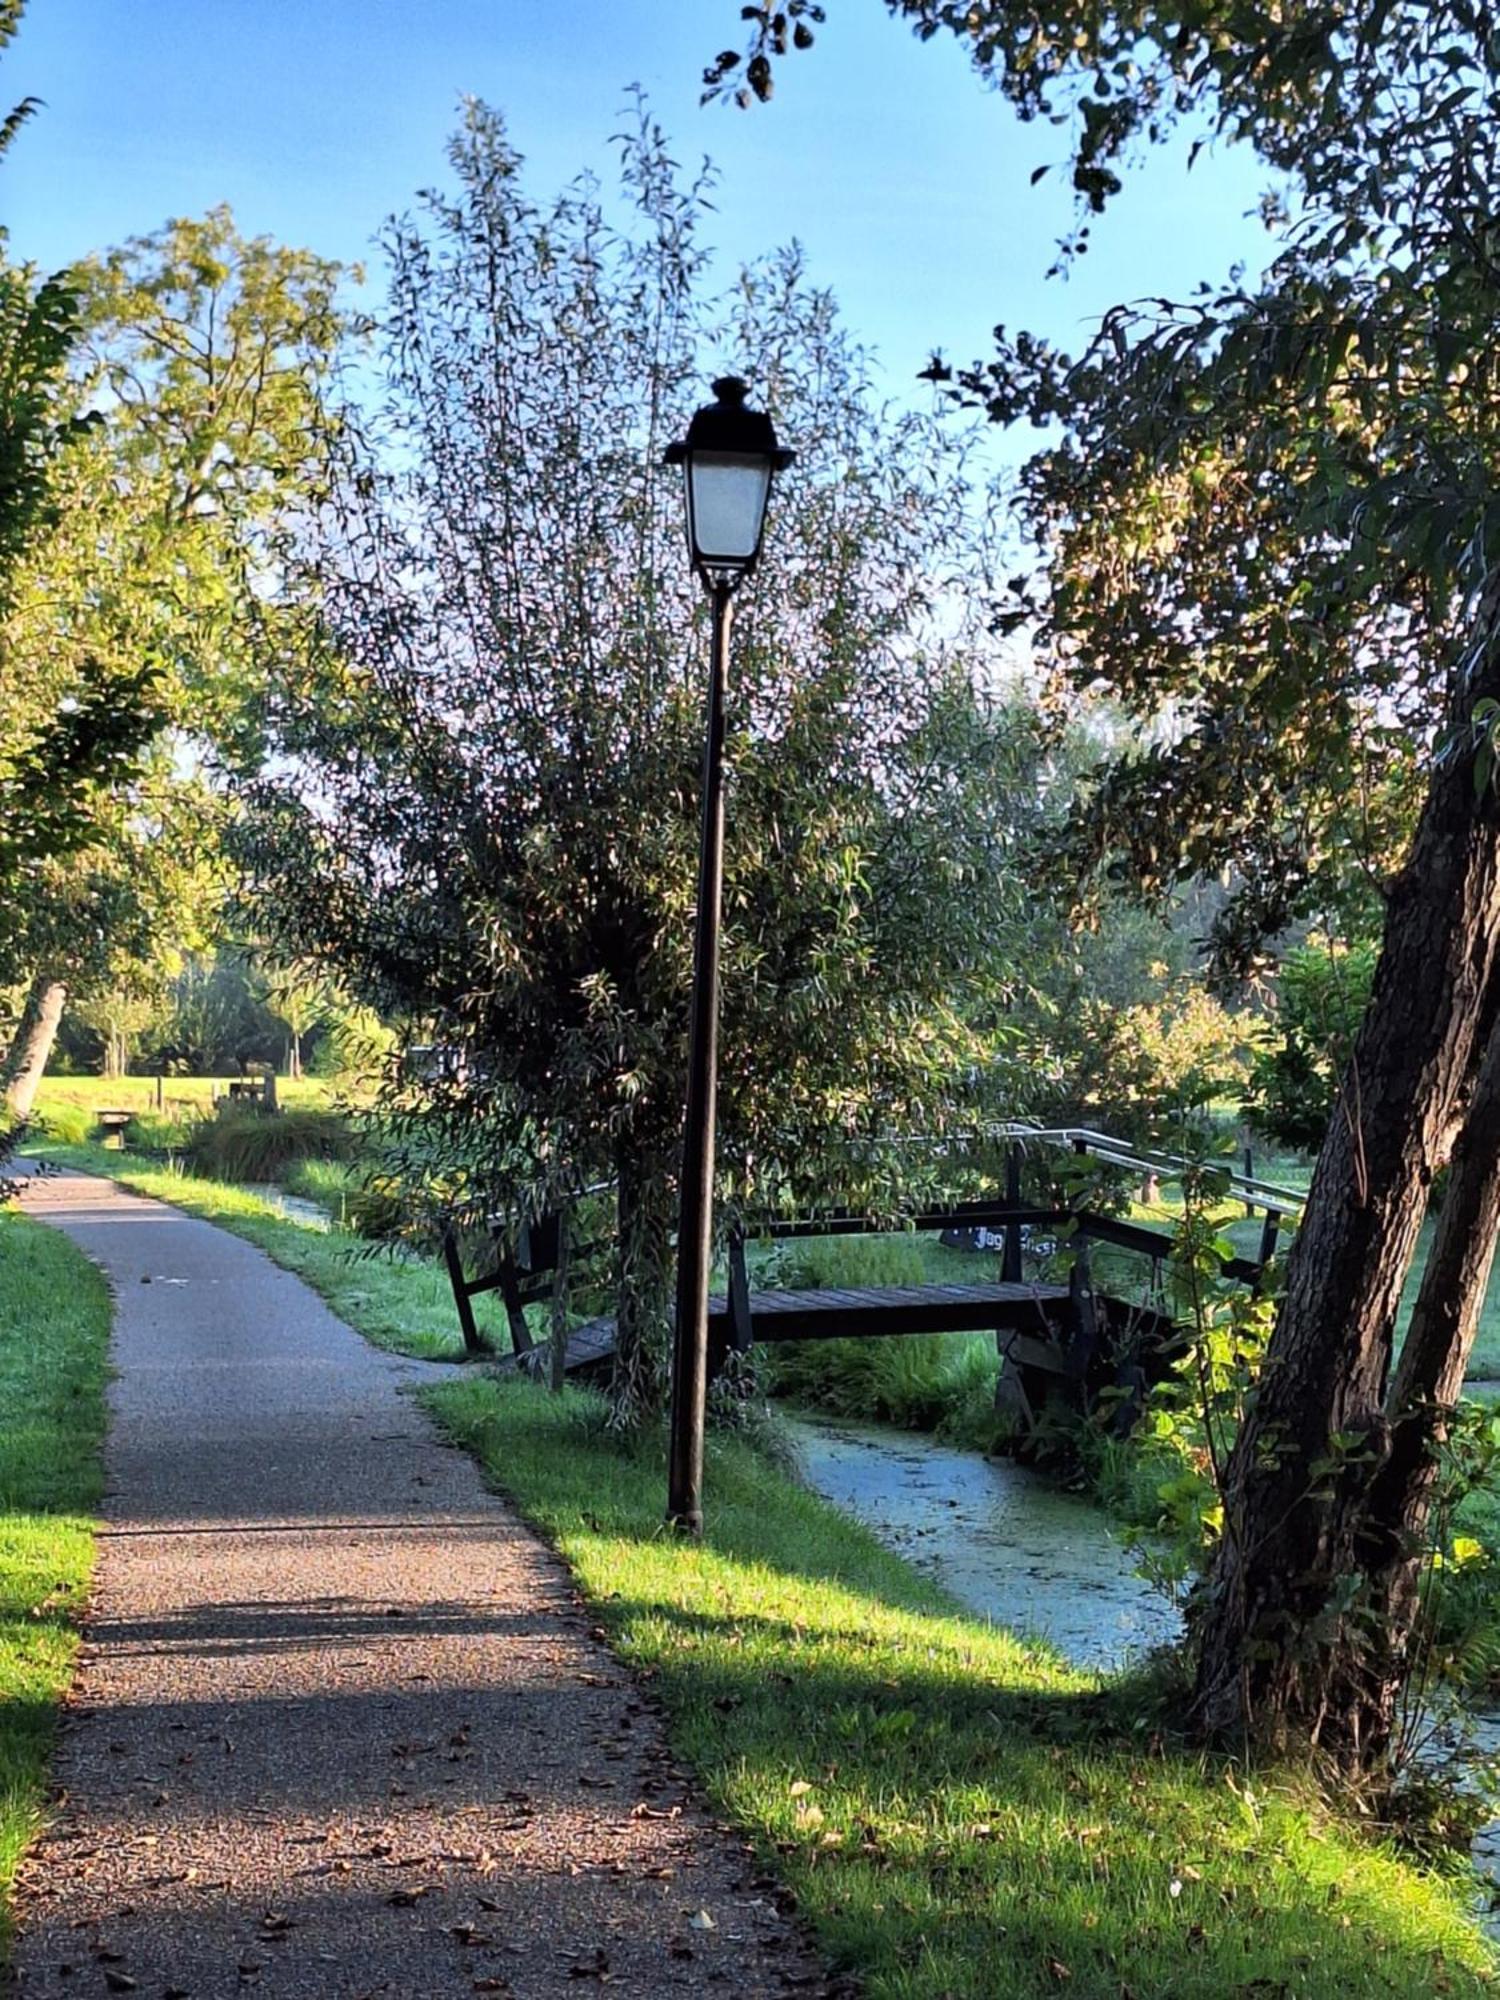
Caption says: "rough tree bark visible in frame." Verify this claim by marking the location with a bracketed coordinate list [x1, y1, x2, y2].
[610, 1144, 673, 1425]
[549, 1205, 572, 1395]
[1351, 1014, 1500, 1741]
[2, 975, 68, 1122]
[1194, 588, 1500, 1762]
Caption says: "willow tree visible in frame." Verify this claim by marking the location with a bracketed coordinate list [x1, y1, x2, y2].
[236, 101, 1026, 1422]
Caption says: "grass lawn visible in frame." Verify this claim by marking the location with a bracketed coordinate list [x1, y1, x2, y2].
[425, 1376, 1499, 2000]
[0, 1210, 109, 1959]
[31, 1075, 335, 1121]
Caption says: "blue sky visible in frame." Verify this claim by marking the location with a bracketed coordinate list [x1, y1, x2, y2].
[7, 0, 1275, 423]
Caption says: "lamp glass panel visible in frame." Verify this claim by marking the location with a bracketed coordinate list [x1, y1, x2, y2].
[687, 451, 772, 564]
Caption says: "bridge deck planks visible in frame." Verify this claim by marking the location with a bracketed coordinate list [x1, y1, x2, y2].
[494, 1278, 1072, 1377]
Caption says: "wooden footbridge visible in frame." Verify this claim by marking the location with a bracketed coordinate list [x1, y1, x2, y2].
[440, 1128, 1303, 1435]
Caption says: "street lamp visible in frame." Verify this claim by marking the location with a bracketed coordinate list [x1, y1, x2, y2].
[664, 376, 794, 1534]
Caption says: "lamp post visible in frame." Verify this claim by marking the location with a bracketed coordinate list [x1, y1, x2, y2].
[663, 376, 794, 1534]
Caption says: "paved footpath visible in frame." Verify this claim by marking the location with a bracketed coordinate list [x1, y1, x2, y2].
[11, 1171, 830, 1999]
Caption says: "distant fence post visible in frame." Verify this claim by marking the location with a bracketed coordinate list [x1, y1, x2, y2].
[1003, 1142, 1023, 1285]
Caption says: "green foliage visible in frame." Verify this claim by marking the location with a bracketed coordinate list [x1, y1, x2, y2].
[0, 0, 38, 165]
[1247, 937, 1379, 1152]
[423, 1376, 1500, 1997]
[183, 1104, 356, 1185]
[236, 102, 1028, 1419]
[1, 208, 351, 1025]
[0, 1209, 107, 1952]
[759, 1232, 928, 1292]
[766, 1329, 1001, 1436]
[1027, 969, 1260, 1146]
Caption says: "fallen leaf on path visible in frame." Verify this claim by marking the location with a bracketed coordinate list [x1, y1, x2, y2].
[690, 1910, 717, 1931]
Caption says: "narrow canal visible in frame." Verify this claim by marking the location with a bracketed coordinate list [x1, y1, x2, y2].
[789, 1415, 1179, 1667]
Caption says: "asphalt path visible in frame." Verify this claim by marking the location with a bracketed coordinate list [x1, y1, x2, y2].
[10, 1169, 827, 1999]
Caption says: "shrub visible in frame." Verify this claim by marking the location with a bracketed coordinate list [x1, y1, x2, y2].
[1027, 976, 1261, 1146]
[183, 1104, 357, 1184]
[1245, 936, 1377, 1151]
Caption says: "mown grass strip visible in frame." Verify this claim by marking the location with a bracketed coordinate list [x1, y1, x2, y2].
[425, 1377, 1498, 2000]
[0, 1210, 109, 1958]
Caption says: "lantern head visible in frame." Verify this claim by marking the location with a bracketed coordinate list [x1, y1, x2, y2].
[664, 376, 794, 589]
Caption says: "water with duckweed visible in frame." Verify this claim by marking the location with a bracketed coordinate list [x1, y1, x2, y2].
[788, 1415, 1179, 1669]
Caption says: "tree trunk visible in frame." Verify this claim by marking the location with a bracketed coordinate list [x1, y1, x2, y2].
[610, 1146, 672, 1426]
[550, 1206, 572, 1395]
[2, 976, 68, 1122]
[1349, 1016, 1500, 1752]
[1194, 587, 1500, 1762]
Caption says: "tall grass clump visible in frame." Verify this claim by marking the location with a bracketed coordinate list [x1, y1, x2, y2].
[765, 1329, 1002, 1436]
[122, 1108, 204, 1153]
[184, 1104, 357, 1184]
[26, 1103, 93, 1148]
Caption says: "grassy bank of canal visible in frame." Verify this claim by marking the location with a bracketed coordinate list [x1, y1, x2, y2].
[427, 1375, 1497, 2000]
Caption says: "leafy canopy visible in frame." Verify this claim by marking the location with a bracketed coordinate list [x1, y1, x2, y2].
[236, 103, 1031, 1400]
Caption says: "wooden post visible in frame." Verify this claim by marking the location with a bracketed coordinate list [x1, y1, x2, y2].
[498, 1257, 534, 1357]
[441, 1227, 486, 1355]
[155, 1071, 165, 1112]
[1252, 1210, 1281, 1296]
[728, 1233, 753, 1354]
[1003, 1143, 1023, 1285]
[1244, 1143, 1256, 1216]
[1066, 1252, 1100, 1386]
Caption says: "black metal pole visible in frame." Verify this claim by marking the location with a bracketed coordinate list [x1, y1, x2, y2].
[667, 580, 734, 1534]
